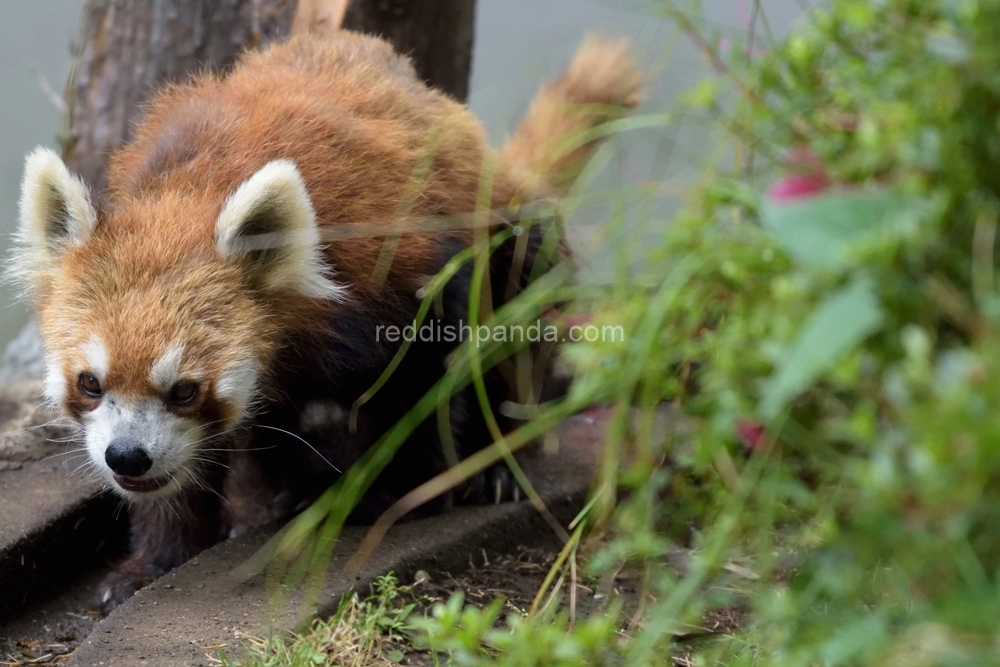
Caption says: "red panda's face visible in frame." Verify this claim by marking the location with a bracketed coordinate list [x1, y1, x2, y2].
[13, 149, 345, 499]
[38, 251, 269, 498]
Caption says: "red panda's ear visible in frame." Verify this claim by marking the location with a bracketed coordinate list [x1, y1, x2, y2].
[215, 160, 347, 301]
[12, 148, 97, 297]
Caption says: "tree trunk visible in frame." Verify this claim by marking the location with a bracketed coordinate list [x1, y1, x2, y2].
[62, 0, 476, 192]
[63, 0, 298, 192]
[343, 0, 475, 101]
[292, 0, 351, 36]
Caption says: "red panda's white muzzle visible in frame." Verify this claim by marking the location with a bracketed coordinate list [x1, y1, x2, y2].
[82, 395, 208, 498]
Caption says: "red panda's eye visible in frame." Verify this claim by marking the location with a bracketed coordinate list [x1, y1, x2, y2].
[78, 373, 102, 398]
[168, 382, 199, 406]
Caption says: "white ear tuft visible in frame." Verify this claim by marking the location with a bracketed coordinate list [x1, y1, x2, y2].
[215, 160, 347, 301]
[11, 147, 97, 296]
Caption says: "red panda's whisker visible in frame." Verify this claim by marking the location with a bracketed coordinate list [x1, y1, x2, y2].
[162, 495, 182, 522]
[251, 424, 342, 474]
[58, 453, 90, 467]
[199, 446, 279, 453]
[71, 461, 104, 484]
[44, 437, 84, 445]
[189, 456, 231, 470]
[68, 455, 95, 470]
[181, 465, 230, 506]
[39, 447, 88, 462]
[181, 419, 229, 439]
[112, 498, 129, 521]
[19, 420, 83, 434]
[181, 429, 234, 451]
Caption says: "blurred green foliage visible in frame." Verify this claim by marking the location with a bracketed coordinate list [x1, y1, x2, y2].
[415, 0, 1000, 665]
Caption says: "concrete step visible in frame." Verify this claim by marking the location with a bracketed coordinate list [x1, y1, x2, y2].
[0, 377, 608, 666]
[0, 380, 127, 621]
[68, 415, 604, 666]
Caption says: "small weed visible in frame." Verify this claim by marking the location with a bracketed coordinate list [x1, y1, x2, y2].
[222, 574, 418, 667]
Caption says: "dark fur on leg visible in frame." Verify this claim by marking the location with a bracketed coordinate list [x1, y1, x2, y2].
[95, 467, 226, 615]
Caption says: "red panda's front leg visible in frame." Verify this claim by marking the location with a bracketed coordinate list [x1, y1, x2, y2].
[97, 479, 226, 615]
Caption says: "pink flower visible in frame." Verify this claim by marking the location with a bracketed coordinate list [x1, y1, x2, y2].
[768, 173, 831, 200]
[736, 419, 767, 451]
[767, 146, 831, 201]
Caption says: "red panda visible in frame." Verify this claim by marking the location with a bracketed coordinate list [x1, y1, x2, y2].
[12, 32, 639, 614]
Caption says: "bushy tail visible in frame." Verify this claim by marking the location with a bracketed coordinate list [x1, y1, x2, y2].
[501, 36, 642, 194]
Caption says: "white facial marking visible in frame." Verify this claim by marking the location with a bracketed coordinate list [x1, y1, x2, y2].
[83, 395, 205, 498]
[42, 353, 66, 406]
[81, 335, 109, 380]
[149, 342, 185, 392]
[217, 359, 260, 418]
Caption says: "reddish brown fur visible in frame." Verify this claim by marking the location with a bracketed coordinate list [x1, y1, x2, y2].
[46, 37, 486, 405]
[41, 34, 550, 415]
[113, 33, 528, 289]
[501, 36, 641, 191]
[41, 34, 642, 417]
[29, 31, 640, 614]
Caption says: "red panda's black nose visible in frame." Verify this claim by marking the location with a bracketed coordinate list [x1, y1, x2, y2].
[105, 439, 153, 477]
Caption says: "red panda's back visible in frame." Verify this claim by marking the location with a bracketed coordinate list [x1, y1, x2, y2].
[107, 33, 523, 286]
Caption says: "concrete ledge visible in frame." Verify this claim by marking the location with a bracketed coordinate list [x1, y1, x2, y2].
[68, 415, 603, 667]
[0, 466, 125, 619]
[0, 380, 127, 620]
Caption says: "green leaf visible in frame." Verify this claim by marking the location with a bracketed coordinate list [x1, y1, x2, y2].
[758, 279, 884, 420]
[760, 191, 900, 269]
[302, 647, 326, 665]
[385, 648, 405, 663]
[681, 78, 721, 109]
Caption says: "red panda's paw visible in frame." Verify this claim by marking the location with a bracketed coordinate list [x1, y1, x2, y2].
[93, 567, 160, 616]
[459, 464, 523, 506]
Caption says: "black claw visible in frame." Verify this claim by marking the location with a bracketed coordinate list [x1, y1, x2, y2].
[94, 564, 166, 616]
[459, 463, 519, 506]
[95, 571, 140, 616]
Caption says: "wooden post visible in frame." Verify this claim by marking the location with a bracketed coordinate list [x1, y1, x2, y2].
[343, 0, 476, 101]
[61, 0, 477, 193]
[292, 0, 351, 36]
[62, 0, 298, 192]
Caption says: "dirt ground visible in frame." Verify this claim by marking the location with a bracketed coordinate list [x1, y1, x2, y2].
[0, 534, 746, 667]
[381, 538, 745, 667]
[0, 566, 108, 666]
[389, 537, 643, 667]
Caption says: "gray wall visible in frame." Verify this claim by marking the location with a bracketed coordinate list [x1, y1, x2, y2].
[469, 0, 802, 283]
[0, 1, 87, 350]
[0, 0, 801, 349]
